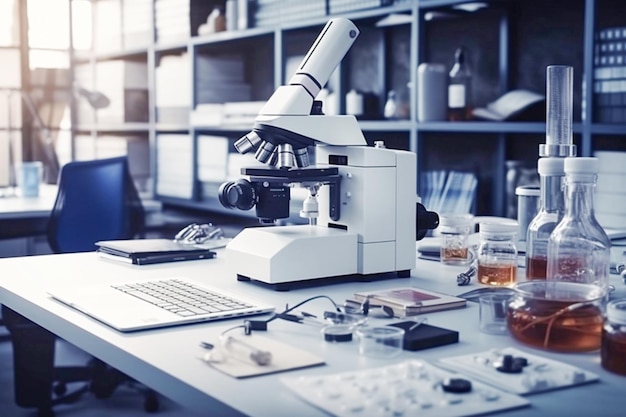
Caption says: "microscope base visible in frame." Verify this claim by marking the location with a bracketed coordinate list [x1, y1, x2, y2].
[226, 225, 411, 290]
[236, 270, 410, 291]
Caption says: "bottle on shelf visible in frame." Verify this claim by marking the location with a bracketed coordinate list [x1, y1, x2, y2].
[525, 157, 566, 280]
[383, 90, 397, 119]
[546, 157, 611, 290]
[447, 46, 471, 121]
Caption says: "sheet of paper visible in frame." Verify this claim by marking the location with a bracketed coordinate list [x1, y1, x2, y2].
[199, 333, 324, 378]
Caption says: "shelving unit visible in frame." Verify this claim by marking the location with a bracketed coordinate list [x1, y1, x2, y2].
[71, 0, 626, 219]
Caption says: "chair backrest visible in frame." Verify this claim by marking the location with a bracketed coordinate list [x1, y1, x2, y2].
[47, 156, 145, 253]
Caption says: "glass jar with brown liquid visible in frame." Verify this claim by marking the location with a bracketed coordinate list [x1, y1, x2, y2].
[477, 219, 518, 286]
[507, 281, 606, 352]
[438, 213, 474, 266]
[601, 299, 626, 375]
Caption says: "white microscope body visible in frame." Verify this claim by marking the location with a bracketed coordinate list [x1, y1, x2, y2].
[218, 18, 434, 287]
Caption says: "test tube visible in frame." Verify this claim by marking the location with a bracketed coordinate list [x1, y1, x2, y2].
[540, 65, 577, 158]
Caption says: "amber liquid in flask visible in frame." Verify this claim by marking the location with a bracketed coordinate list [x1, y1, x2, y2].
[601, 300, 626, 375]
[442, 247, 469, 264]
[526, 256, 548, 280]
[601, 330, 626, 375]
[507, 281, 606, 352]
[478, 264, 517, 286]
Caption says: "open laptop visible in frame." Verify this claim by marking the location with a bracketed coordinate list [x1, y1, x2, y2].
[47, 277, 275, 332]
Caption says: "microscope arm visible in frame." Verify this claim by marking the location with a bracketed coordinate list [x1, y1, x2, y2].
[234, 18, 363, 167]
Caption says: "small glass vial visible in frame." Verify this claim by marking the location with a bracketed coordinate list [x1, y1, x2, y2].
[477, 220, 518, 286]
[438, 213, 474, 266]
[601, 299, 626, 375]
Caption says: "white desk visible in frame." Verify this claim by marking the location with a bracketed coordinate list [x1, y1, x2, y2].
[1, 249, 626, 416]
[0, 184, 58, 221]
[0, 185, 57, 255]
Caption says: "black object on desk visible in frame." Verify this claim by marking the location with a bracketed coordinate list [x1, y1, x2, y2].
[388, 321, 459, 351]
[96, 238, 216, 265]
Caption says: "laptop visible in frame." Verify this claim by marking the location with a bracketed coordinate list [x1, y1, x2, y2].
[47, 277, 275, 332]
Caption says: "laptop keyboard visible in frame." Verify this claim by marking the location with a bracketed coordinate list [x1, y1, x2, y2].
[112, 278, 254, 317]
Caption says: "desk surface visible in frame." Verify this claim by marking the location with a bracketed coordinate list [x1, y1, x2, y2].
[0, 184, 57, 220]
[1, 245, 626, 417]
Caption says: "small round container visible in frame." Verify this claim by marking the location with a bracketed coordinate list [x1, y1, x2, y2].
[477, 219, 518, 286]
[322, 324, 354, 343]
[479, 293, 511, 335]
[355, 326, 404, 358]
[507, 281, 606, 352]
[438, 213, 474, 266]
[601, 299, 626, 375]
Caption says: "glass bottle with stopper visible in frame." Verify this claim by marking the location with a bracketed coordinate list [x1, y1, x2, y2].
[546, 157, 610, 290]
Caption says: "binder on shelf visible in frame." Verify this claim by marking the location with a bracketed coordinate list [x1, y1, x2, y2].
[593, 26, 626, 123]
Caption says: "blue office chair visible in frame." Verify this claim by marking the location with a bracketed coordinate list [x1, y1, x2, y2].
[47, 156, 145, 253]
[2, 156, 157, 417]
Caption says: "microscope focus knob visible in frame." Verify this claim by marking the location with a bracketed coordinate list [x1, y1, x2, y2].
[218, 179, 257, 211]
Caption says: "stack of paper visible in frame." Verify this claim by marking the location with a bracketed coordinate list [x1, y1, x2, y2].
[197, 135, 229, 183]
[155, 0, 190, 44]
[156, 54, 192, 124]
[155, 134, 193, 199]
[594, 151, 626, 231]
[93, 0, 122, 52]
[254, 0, 326, 27]
[122, 0, 152, 50]
[94, 60, 149, 124]
[196, 54, 251, 104]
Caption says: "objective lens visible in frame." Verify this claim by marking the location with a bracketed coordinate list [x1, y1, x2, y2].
[234, 131, 262, 154]
[294, 148, 310, 168]
[255, 141, 276, 164]
[277, 143, 295, 168]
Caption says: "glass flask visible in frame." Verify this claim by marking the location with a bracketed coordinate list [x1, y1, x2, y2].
[546, 157, 610, 290]
[525, 157, 566, 280]
[508, 280, 606, 352]
[477, 219, 518, 286]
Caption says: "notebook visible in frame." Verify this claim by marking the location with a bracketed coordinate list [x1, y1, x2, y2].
[95, 239, 221, 265]
[47, 277, 275, 332]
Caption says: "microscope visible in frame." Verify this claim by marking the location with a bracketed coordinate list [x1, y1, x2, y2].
[218, 18, 438, 288]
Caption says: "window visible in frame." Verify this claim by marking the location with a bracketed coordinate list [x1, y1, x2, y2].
[0, 0, 92, 186]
